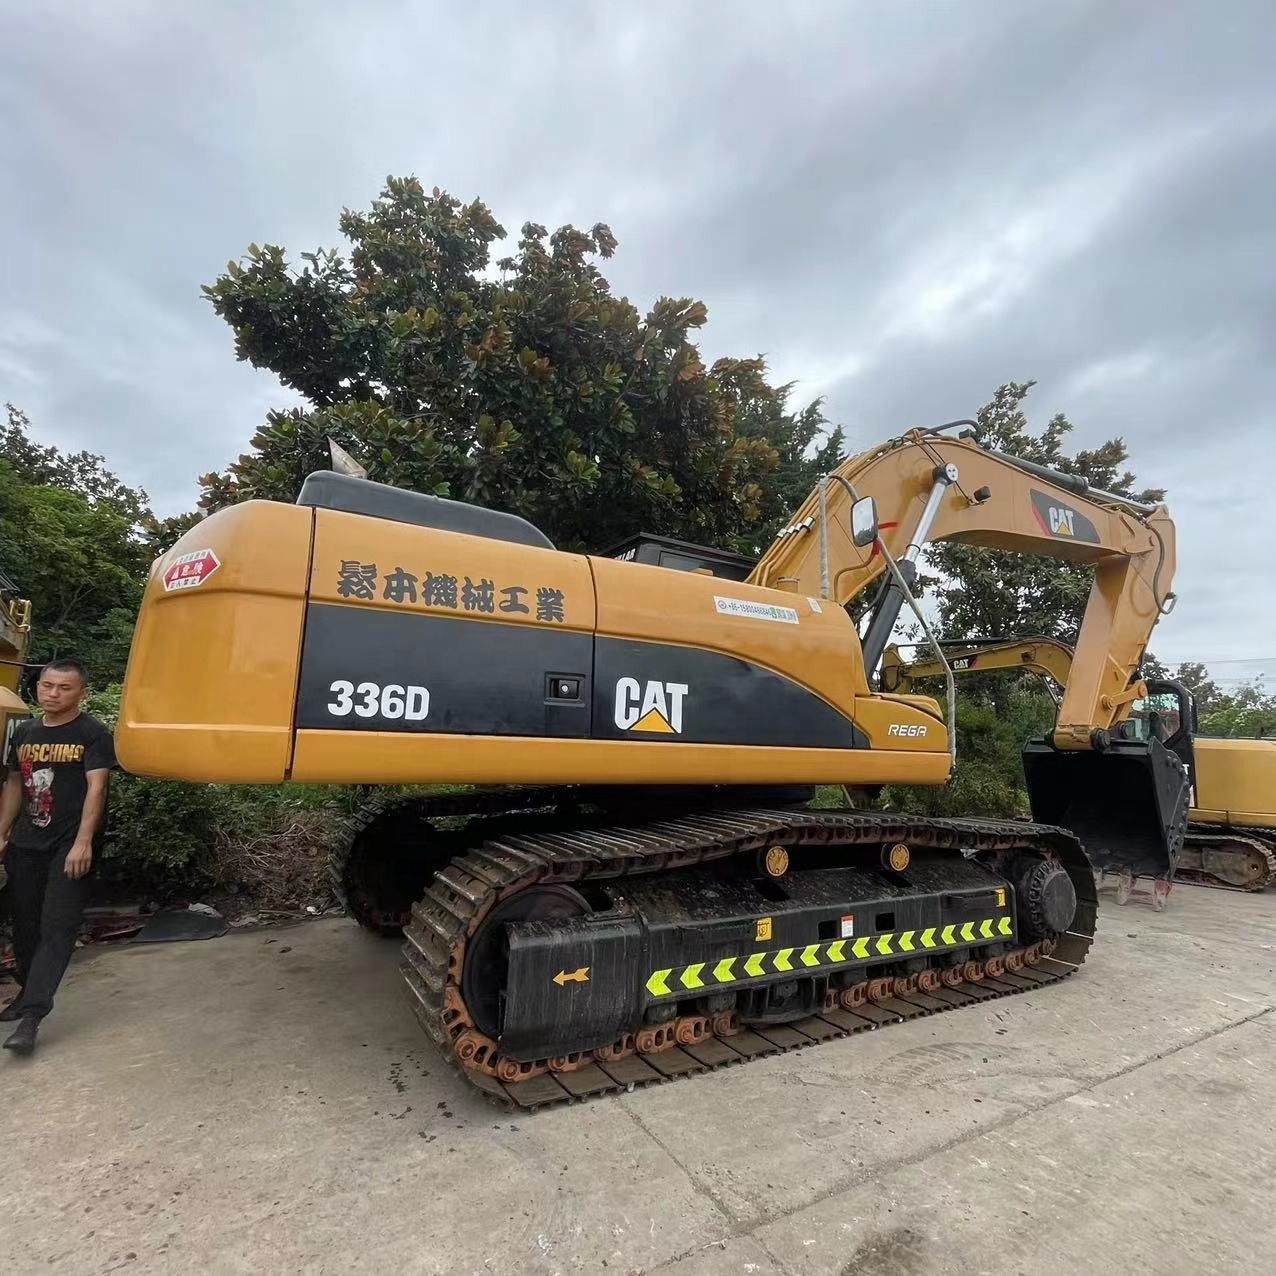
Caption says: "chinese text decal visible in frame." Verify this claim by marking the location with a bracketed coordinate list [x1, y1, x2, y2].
[336, 561, 566, 623]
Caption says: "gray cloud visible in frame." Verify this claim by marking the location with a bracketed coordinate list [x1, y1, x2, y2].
[2, 0, 1273, 675]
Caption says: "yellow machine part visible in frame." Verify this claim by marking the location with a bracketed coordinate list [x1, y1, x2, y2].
[1, 587, 33, 766]
[115, 500, 951, 790]
[1191, 737, 1276, 828]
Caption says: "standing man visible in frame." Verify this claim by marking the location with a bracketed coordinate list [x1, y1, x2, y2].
[0, 659, 116, 1055]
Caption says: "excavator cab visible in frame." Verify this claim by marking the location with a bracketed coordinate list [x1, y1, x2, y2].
[1021, 703, 1192, 886]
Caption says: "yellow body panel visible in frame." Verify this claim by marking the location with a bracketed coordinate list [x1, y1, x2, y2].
[116, 501, 313, 781]
[116, 498, 952, 787]
[1191, 737, 1276, 827]
[289, 732, 950, 787]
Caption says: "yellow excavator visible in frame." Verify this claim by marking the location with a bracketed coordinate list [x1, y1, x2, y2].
[0, 567, 34, 775]
[883, 636, 1276, 894]
[114, 421, 1186, 1110]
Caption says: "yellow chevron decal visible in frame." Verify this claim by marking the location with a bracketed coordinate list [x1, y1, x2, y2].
[645, 913, 1014, 1001]
[647, 969, 672, 997]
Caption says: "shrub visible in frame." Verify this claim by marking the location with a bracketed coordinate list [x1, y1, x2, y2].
[85, 685, 355, 904]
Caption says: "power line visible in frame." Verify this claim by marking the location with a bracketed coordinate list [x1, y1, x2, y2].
[1160, 656, 1276, 665]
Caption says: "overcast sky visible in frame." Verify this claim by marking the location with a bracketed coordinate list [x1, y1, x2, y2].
[2, 1, 1274, 677]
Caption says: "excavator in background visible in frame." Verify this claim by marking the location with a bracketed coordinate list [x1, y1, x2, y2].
[0, 566, 34, 774]
[112, 420, 1186, 1110]
[883, 636, 1276, 894]
[882, 636, 1073, 699]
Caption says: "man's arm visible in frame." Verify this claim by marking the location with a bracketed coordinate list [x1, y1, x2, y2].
[0, 771, 21, 858]
[64, 769, 110, 880]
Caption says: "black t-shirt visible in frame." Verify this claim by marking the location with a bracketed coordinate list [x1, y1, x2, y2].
[3, 712, 117, 853]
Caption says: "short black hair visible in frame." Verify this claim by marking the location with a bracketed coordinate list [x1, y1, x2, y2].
[40, 658, 88, 685]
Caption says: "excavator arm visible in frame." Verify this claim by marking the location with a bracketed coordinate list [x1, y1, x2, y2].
[749, 423, 1173, 748]
[749, 423, 1188, 880]
[881, 636, 1076, 697]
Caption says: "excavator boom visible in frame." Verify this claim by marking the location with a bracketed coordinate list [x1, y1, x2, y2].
[749, 424, 1187, 880]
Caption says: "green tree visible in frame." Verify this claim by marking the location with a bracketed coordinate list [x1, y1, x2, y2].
[198, 177, 843, 553]
[925, 381, 1166, 643]
[0, 405, 179, 683]
[1198, 679, 1276, 737]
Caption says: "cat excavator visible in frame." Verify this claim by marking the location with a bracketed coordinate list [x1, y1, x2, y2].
[884, 636, 1276, 894]
[113, 420, 1186, 1110]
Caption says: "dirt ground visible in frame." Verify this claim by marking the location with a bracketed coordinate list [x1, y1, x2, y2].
[1, 878, 1274, 1275]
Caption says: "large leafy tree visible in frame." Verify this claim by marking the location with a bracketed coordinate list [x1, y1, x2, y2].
[925, 381, 1166, 643]
[198, 177, 843, 554]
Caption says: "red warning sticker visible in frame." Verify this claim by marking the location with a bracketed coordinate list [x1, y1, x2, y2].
[162, 549, 221, 592]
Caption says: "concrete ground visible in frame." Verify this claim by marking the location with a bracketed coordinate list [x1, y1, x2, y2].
[1, 880, 1274, 1276]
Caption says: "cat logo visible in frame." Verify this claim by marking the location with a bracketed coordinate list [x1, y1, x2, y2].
[614, 678, 689, 734]
[1048, 506, 1076, 536]
[1029, 489, 1101, 544]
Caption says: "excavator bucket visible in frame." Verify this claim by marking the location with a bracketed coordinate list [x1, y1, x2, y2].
[1021, 737, 1191, 880]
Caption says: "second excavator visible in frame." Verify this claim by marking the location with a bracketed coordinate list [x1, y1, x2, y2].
[111, 420, 1186, 1109]
[884, 636, 1276, 894]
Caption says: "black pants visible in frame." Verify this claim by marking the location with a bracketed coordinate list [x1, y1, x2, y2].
[5, 842, 88, 1019]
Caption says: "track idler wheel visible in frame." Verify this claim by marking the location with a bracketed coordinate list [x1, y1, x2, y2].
[460, 883, 591, 1041]
[1013, 854, 1078, 943]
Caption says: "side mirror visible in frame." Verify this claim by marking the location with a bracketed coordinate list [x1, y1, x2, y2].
[851, 496, 879, 548]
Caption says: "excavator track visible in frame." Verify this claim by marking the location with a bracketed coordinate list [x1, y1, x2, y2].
[400, 804, 1098, 1112]
[1173, 830, 1276, 893]
[328, 785, 579, 933]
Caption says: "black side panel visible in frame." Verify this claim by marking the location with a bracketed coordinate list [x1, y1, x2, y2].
[592, 637, 867, 749]
[296, 603, 591, 737]
[296, 471, 555, 550]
